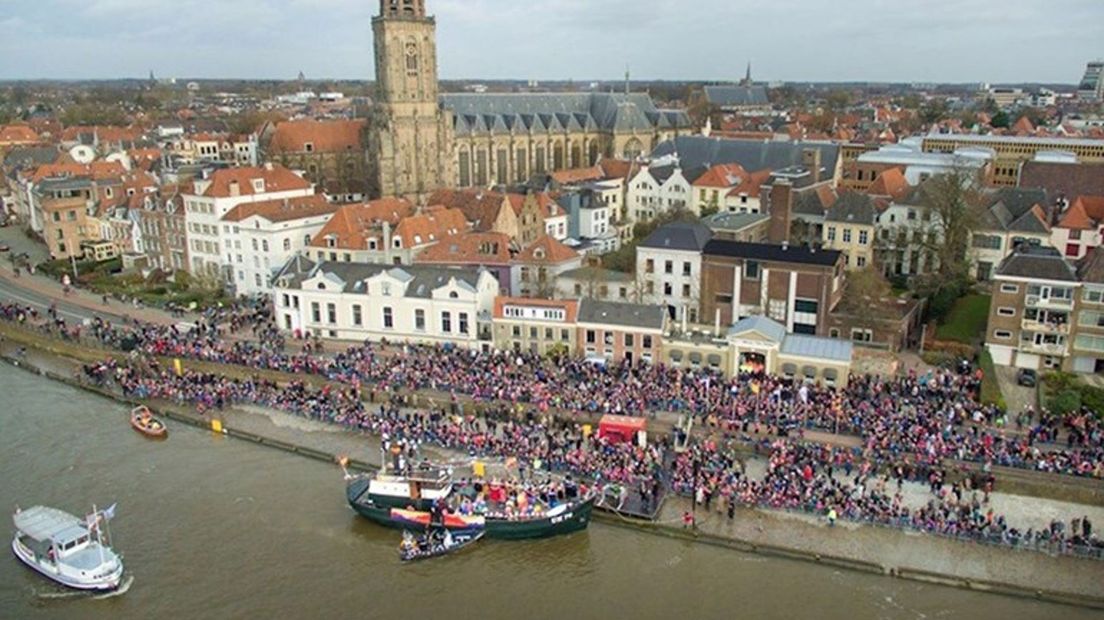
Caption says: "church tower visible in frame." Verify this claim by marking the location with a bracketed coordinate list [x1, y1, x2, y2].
[368, 0, 453, 201]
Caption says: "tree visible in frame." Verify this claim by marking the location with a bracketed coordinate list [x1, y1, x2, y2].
[825, 89, 852, 113]
[912, 166, 986, 298]
[991, 110, 1010, 128]
[835, 267, 897, 331]
[919, 99, 949, 125]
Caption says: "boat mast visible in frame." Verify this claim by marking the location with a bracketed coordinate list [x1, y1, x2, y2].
[92, 504, 105, 565]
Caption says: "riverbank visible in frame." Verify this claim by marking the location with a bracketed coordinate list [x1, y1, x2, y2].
[3, 341, 1102, 609]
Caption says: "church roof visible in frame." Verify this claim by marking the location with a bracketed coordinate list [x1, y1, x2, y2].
[651, 136, 840, 177]
[441, 93, 691, 136]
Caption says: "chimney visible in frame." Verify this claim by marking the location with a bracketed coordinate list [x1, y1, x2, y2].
[263, 162, 274, 171]
[228, 179, 240, 197]
[383, 220, 392, 261]
[802, 148, 822, 184]
[767, 179, 793, 244]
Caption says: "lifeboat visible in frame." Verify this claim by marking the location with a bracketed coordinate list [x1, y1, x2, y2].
[129, 406, 167, 439]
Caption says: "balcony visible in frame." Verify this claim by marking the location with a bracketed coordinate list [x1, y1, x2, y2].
[1025, 294, 1073, 309]
[1020, 341, 1068, 356]
[1021, 320, 1069, 334]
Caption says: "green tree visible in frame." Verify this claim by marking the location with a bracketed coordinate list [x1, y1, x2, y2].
[825, 89, 852, 112]
[919, 99, 948, 124]
[991, 110, 1010, 128]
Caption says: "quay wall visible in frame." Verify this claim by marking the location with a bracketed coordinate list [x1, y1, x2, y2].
[1, 337, 1102, 609]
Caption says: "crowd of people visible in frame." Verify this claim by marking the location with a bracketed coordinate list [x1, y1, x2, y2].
[672, 440, 1103, 558]
[13, 298, 1097, 478]
[79, 354, 1102, 560]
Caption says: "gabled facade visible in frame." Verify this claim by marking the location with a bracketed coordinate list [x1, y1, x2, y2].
[626, 165, 692, 224]
[968, 188, 1051, 281]
[1050, 196, 1104, 261]
[273, 258, 499, 347]
[636, 221, 713, 323]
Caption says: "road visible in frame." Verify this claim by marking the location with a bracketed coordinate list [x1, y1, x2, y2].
[0, 276, 136, 324]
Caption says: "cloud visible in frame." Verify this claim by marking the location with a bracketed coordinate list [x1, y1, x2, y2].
[0, 0, 1101, 82]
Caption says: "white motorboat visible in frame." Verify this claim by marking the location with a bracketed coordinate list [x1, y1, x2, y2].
[11, 505, 124, 591]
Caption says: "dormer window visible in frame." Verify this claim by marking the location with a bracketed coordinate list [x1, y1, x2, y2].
[317, 283, 326, 290]
[369, 239, 378, 250]
[252, 179, 265, 193]
[393, 238, 402, 248]
[326, 237, 336, 248]
[534, 248, 546, 260]
[304, 142, 314, 153]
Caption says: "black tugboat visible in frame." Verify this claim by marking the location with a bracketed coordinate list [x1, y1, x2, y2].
[344, 445, 594, 540]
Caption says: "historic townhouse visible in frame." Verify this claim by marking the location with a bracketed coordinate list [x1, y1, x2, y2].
[625, 164, 694, 223]
[492, 297, 579, 355]
[183, 164, 315, 281]
[220, 194, 339, 296]
[273, 257, 499, 347]
[577, 299, 666, 364]
[265, 119, 369, 200]
[636, 221, 713, 323]
[700, 240, 845, 336]
[822, 192, 877, 270]
[1050, 196, 1104, 261]
[968, 188, 1051, 281]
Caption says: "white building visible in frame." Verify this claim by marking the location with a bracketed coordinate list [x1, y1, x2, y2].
[222, 194, 339, 296]
[183, 164, 315, 283]
[856, 139, 993, 186]
[272, 258, 499, 347]
[635, 221, 713, 323]
[626, 164, 692, 224]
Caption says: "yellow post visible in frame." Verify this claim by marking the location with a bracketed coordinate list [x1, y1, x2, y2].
[211, 419, 223, 433]
[173, 358, 183, 376]
[582, 424, 592, 438]
[472, 461, 485, 478]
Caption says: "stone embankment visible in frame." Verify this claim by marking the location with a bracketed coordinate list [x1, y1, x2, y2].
[1, 326, 1103, 609]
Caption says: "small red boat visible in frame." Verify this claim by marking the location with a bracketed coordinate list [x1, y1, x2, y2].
[130, 406, 167, 439]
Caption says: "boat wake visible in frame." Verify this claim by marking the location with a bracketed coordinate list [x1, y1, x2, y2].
[93, 575, 134, 599]
[34, 575, 134, 601]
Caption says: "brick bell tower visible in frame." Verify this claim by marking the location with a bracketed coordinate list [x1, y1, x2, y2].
[368, 0, 453, 201]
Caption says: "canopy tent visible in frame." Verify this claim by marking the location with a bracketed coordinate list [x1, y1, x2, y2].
[597, 414, 647, 445]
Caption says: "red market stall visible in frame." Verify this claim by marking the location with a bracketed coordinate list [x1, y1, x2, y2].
[597, 414, 647, 446]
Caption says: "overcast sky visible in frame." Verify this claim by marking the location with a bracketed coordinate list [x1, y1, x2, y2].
[1, 0, 1100, 83]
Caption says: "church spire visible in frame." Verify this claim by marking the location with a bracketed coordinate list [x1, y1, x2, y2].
[743, 61, 752, 86]
[624, 65, 630, 95]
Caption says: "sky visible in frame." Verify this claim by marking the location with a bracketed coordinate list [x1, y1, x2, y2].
[0, 0, 1101, 83]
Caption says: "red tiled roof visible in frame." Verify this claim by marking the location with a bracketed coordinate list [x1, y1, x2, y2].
[428, 188, 509, 232]
[513, 234, 579, 265]
[416, 231, 513, 265]
[0, 125, 40, 144]
[693, 163, 748, 189]
[268, 119, 366, 153]
[867, 167, 910, 201]
[726, 169, 773, 199]
[196, 165, 312, 198]
[1058, 196, 1104, 230]
[550, 166, 604, 185]
[393, 207, 469, 248]
[598, 159, 636, 181]
[493, 296, 579, 322]
[309, 198, 415, 250]
[221, 194, 337, 223]
[30, 161, 126, 182]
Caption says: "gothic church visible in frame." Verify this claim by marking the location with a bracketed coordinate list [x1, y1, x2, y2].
[368, 0, 693, 201]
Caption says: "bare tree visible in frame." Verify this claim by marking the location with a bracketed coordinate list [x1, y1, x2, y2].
[912, 164, 986, 296]
[835, 266, 899, 334]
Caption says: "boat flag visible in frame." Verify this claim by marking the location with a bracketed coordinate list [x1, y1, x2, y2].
[102, 503, 117, 521]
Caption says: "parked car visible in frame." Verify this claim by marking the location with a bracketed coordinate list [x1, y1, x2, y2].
[1016, 368, 1037, 387]
[0, 244, 10, 252]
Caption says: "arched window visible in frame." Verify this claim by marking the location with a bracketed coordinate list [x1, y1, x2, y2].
[623, 138, 644, 159]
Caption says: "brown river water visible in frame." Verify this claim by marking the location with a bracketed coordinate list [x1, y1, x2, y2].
[0, 365, 1094, 620]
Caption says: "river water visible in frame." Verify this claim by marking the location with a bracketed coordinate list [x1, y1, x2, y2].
[0, 366, 1093, 620]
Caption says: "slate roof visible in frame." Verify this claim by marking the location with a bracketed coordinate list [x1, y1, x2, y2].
[651, 136, 839, 178]
[728, 315, 787, 342]
[702, 212, 769, 232]
[577, 298, 666, 330]
[1077, 246, 1104, 284]
[441, 93, 691, 137]
[995, 246, 1078, 282]
[639, 221, 713, 251]
[1019, 161, 1104, 199]
[277, 259, 487, 297]
[703, 240, 843, 267]
[703, 85, 770, 108]
[557, 266, 633, 283]
[780, 333, 853, 362]
[978, 188, 1050, 234]
[4, 146, 59, 170]
[825, 192, 877, 225]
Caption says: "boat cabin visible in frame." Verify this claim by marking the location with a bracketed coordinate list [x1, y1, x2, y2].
[13, 506, 93, 563]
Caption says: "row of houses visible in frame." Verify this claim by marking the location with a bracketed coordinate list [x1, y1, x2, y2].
[269, 256, 854, 382]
